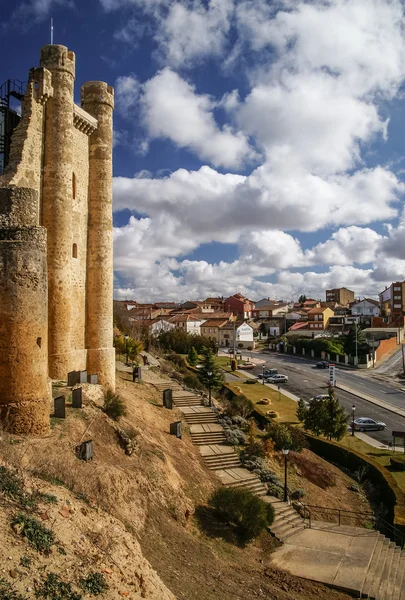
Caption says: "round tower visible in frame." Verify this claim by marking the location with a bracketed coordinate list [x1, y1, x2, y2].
[0, 187, 50, 435]
[81, 81, 115, 389]
[40, 45, 75, 379]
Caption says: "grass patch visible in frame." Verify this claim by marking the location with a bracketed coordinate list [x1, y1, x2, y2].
[226, 381, 298, 423]
[35, 573, 81, 600]
[79, 572, 108, 596]
[0, 466, 57, 511]
[11, 514, 55, 554]
[0, 578, 28, 600]
[103, 388, 127, 421]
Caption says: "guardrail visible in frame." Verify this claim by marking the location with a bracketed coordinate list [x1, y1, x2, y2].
[298, 502, 405, 548]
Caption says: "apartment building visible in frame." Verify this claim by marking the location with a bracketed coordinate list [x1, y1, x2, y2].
[325, 287, 354, 306]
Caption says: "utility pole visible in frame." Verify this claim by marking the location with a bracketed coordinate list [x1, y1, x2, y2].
[355, 324, 358, 366]
[233, 320, 236, 361]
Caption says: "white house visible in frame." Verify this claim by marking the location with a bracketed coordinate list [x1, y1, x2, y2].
[236, 322, 254, 348]
[350, 299, 379, 318]
[169, 314, 206, 335]
[147, 318, 175, 335]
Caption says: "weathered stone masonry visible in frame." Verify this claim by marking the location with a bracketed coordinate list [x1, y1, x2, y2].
[0, 45, 115, 435]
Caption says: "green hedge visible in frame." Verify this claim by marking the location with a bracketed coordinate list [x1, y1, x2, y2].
[390, 456, 405, 472]
[305, 434, 405, 527]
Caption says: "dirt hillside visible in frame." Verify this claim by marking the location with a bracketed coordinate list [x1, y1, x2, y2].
[0, 366, 360, 599]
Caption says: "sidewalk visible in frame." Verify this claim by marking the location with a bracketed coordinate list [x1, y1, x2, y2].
[336, 382, 405, 419]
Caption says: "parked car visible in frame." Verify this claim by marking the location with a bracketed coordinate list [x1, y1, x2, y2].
[239, 362, 255, 370]
[227, 348, 242, 355]
[315, 361, 329, 369]
[353, 418, 386, 432]
[266, 374, 288, 383]
[258, 369, 278, 379]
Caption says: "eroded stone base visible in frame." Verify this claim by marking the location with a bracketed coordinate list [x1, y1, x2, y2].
[87, 346, 115, 390]
[0, 398, 50, 436]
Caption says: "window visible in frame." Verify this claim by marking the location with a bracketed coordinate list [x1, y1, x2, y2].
[72, 173, 76, 199]
[394, 287, 401, 291]
[72, 243, 78, 258]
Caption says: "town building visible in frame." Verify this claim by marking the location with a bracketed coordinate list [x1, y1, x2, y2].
[350, 299, 380, 318]
[168, 314, 206, 335]
[379, 282, 405, 323]
[0, 44, 114, 435]
[224, 293, 255, 318]
[307, 307, 334, 331]
[325, 287, 355, 306]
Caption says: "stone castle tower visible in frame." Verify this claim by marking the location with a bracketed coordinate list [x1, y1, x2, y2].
[0, 45, 115, 435]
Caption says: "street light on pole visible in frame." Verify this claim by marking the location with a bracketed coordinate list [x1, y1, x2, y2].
[207, 370, 212, 407]
[125, 334, 129, 365]
[351, 404, 356, 436]
[282, 448, 289, 502]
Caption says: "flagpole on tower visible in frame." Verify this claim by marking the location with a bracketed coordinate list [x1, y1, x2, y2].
[50, 18, 54, 45]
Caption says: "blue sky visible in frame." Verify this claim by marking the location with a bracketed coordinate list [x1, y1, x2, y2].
[2, 0, 405, 302]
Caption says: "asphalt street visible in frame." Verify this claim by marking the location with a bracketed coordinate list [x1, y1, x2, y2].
[221, 350, 405, 445]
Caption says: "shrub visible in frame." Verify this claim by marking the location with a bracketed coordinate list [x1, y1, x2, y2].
[290, 488, 306, 500]
[183, 373, 204, 390]
[266, 410, 279, 419]
[11, 514, 55, 554]
[354, 465, 369, 482]
[390, 456, 405, 471]
[35, 573, 81, 600]
[349, 483, 361, 493]
[231, 359, 237, 371]
[244, 379, 257, 384]
[266, 423, 306, 452]
[289, 452, 337, 489]
[267, 484, 284, 499]
[231, 415, 249, 429]
[79, 572, 109, 596]
[247, 346, 253, 351]
[103, 388, 127, 421]
[209, 487, 274, 542]
[167, 353, 188, 371]
[238, 343, 244, 349]
[224, 428, 246, 446]
[225, 395, 254, 418]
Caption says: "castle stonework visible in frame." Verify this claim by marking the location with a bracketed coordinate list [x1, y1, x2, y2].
[0, 45, 115, 435]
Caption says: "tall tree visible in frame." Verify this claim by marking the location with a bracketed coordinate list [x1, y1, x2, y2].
[322, 388, 348, 441]
[303, 397, 327, 436]
[296, 398, 308, 423]
[187, 346, 198, 366]
[198, 347, 224, 391]
[343, 324, 369, 357]
[298, 294, 307, 304]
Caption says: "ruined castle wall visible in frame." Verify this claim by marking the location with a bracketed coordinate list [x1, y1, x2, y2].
[0, 68, 53, 201]
[82, 82, 115, 389]
[70, 125, 90, 369]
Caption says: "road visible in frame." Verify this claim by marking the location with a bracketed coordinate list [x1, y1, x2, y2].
[220, 350, 405, 445]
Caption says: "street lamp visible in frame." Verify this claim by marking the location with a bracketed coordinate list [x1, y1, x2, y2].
[207, 370, 212, 407]
[124, 334, 129, 365]
[262, 364, 265, 385]
[282, 449, 289, 502]
[351, 404, 356, 437]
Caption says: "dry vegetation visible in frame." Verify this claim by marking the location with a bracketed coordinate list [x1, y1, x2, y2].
[0, 364, 366, 600]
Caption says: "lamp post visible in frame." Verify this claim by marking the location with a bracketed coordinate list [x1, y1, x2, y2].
[262, 364, 265, 385]
[351, 404, 356, 436]
[282, 448, 289, 502]
[355, 324, 358, 366]
[207, 370, 212, 407]
[124, 334, 129, 365]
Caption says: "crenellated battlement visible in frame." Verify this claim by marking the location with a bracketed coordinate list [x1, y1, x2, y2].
[40, 44, 75, 78]
[81, 81, 114, 109]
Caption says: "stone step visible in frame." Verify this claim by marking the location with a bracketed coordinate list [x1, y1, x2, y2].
[192, 437, 227, 445]
[203, 454, 240, 464]
[273, 504, 295, 518]
[385, 548, 401, 600]
[361, 536, 385, 599]
[281, 524, 306, 541]
[377, 542, 397, 600]
[174, 399, 203, 405]
[271, 515, 304, 540]
[369, 539, 390, 600]
[184, 414, 218, 420]
[396, 554, 405, 600]
[226, 479, 267, 496]
[273, 508, 299, 524]
[205, 460, 241, 470]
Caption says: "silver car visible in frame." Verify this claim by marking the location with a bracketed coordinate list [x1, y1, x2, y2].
[353, 417, 386, 432]
[266, 374, 288, 383]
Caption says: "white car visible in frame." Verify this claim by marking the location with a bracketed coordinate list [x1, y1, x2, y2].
[266, 374, 288, 383]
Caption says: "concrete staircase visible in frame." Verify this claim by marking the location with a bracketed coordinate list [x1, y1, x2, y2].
[181, 407, 218, 425]
[173, 394, 204, 407]
[361, 534, 405, 600]
[215, 467, 267, 497]
[263, 497, 306, 541]
[190, 424, 226, 445]
[199, 445, 241, 470]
